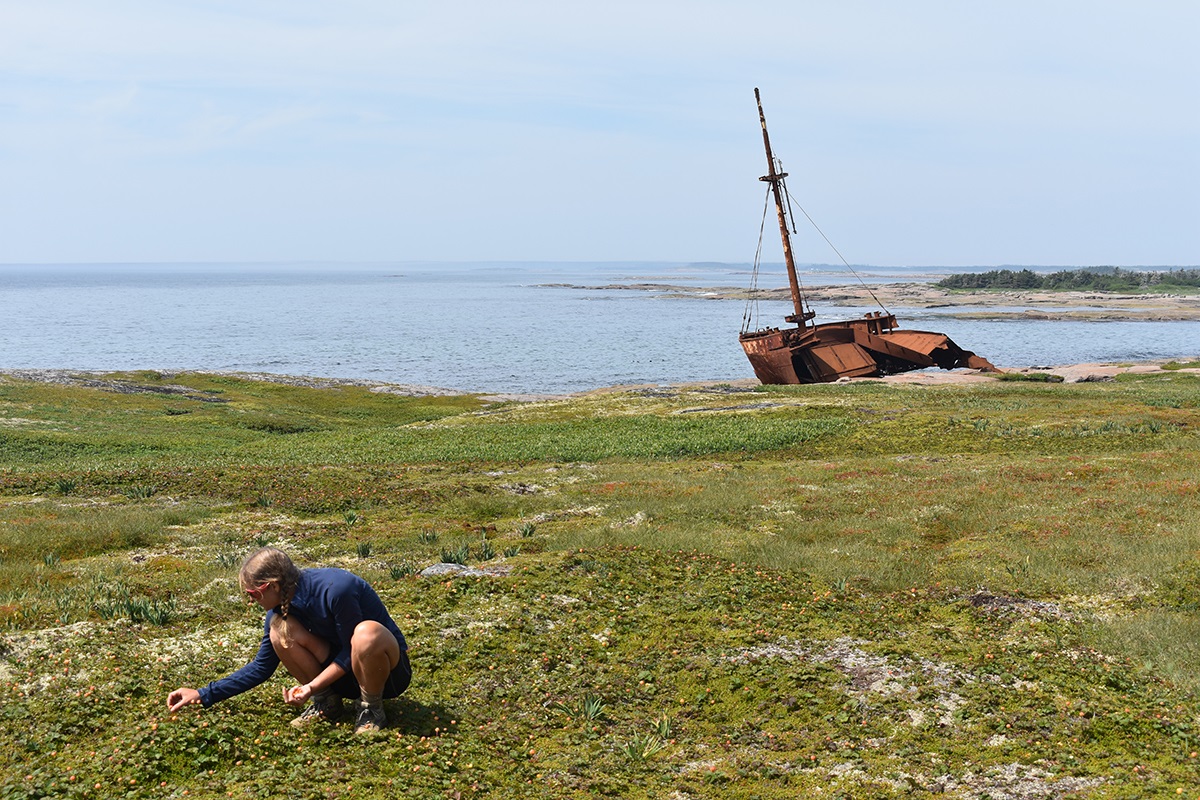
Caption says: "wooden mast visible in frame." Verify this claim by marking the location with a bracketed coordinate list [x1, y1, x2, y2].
[755, 88, 809, 327]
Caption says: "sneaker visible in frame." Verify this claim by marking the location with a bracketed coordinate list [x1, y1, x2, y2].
[354, 701, 387, 734]
[290, 694, 345, 728]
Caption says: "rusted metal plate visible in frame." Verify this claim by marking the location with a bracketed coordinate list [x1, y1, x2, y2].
[739, 329, 801, 384]
[801, 342, 878, 382]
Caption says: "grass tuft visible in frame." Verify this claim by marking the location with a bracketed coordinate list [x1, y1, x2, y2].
[389, 563, 416, 579]
[440, 543, 471, 566]
[552, 693, 606, 723]
[996, 371, 1065, 383]
[618, 732, 666, 762]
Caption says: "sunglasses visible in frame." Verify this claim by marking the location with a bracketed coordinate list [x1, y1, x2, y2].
[244, 581, 272, 599]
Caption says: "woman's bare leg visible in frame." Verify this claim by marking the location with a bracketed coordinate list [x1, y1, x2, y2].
[270, 618, 332, 684]
[350, 621, 401, 695]
[273, 620, 343, 726]
[349, 621, 400, 733]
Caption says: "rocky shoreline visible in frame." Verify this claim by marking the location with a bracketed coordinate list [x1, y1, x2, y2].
[545, 281, 1200, 321]
[0, 368, 558, 403]
[810, 282, 1200, 322]
[4, 359, 1198, 402]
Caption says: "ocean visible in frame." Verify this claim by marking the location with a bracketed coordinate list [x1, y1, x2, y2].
[1, 262, 1196, 394]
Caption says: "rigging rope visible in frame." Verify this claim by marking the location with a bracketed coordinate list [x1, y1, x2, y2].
[785, 187, 890, 315]
[741, 187, 773, 334]
[744, 173, 890, 330]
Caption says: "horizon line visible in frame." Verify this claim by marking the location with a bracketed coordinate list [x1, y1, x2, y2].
[2, 260, 1197, 271]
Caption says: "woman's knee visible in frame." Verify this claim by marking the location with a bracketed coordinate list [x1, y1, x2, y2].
[352, 621, 400, 661]
[351, 620, 389, 647]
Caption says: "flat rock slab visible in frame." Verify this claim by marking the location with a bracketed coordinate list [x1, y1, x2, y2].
[419, 563, 512, 578]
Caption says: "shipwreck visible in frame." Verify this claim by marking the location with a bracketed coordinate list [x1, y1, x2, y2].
[739, 89, 998, 384]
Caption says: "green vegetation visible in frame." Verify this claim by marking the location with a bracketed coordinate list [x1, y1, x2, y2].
[995, 371, 1065, 383]
[937, 267, 1200, 292]
[1, 369, 1199, 797]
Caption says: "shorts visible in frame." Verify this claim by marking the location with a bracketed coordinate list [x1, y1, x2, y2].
[327, 648, 412, 700]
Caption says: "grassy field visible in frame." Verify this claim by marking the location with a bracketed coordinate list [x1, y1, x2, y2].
[1, 368, 1198, 799]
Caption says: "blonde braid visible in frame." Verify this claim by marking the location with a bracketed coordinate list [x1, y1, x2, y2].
[276, 595, 293, 649]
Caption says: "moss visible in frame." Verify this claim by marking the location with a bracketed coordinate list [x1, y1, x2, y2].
[995, 371, 1065, 383]
[3, 548, 1200, 797]
[0, 372, 1199, 796]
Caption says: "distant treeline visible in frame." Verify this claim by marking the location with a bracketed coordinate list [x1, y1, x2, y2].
[937, 267, 1200, 292]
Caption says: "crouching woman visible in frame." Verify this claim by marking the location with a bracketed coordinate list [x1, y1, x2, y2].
[166, 547, 410, 734]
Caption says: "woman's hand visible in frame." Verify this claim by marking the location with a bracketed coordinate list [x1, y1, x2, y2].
[167, 687, 201, 711]
[283, 683, 313, 707]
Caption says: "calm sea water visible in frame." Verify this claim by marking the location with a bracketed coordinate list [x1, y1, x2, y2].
[1, 262, 1196, 394]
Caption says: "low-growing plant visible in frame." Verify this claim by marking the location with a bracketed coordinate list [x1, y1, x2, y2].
[215, 551, 241, 569]
[0, 503, 208, 573]
[390, 563, 417, 579]
[573, 558, 605, 575]
[477, 537, 496, 561]
[440, 543, 471, 566]
[1004, 556, 1031, 591]
[42, 552, 61, 567]
[518, 522, 537, 538]
[503, 546, 521, 558]
[418, 529, 439, 544]
[92, 584, 131, 620]
[127, 594, 177, 625]
[618, 731, 666, 762]
[238, 414, 319, 434]
[996, 371, 1065, 383]
[355, 541, 372, 558]
[344, 510, 360, 526]
[55, 478, 77, 494]
[123, 484, 157, 500]
[653, 715, 674, 740]
[254, 494, 274, 508]
[552, 693, 606, 723]
[51, 590, 76, 625]
[92, 583, 176, 625]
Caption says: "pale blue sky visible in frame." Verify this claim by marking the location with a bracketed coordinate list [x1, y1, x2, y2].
[1, 1, 1196, 266]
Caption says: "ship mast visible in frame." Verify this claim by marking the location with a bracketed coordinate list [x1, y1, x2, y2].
[755, 88, 811, 326]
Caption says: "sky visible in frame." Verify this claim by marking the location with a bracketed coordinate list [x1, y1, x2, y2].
[1, 1, 1197, 267]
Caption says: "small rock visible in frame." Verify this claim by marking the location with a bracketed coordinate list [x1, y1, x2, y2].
[420, 563, 466, 577]
[419, 563, 512, 578]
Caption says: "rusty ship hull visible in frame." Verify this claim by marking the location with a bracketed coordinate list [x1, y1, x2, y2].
[739, 313, 996, 385]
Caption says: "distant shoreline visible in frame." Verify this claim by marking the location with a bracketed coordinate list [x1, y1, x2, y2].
[543, 281, 1200, 321]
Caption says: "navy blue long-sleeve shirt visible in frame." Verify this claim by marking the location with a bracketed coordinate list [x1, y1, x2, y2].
[197, 568, 406, 707]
